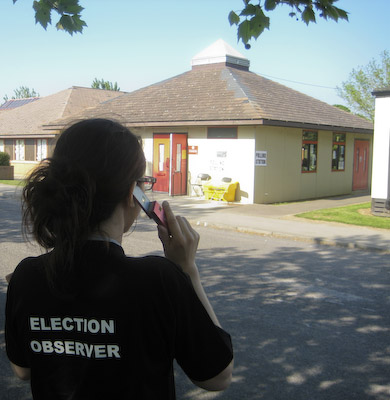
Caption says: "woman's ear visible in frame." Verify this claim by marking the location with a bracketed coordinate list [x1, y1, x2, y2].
[127, 182, 137, 208]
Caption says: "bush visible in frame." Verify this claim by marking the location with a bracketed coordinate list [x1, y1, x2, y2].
[0, 151, 11, 166]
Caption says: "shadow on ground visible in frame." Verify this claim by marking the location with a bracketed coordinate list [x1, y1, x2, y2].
[1, 218, 389, 399]
[174, 243, 390, 400]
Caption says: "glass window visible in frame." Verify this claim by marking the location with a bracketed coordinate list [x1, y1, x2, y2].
[36, 139, 47, 161]
[176, 144, 181, 172]
[301, 131, 317, 172]
[0, 139, 4, 152]
[207, 127, 237, 139]
[15, 139, 25, 161]
[159, 144, 165, 172]
[332, 133, 346, 171]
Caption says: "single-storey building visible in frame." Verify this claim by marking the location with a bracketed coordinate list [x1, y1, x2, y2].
[1, 40, 373, 203]
[46, 40, 373, 204]
[0, 87, 124, 178]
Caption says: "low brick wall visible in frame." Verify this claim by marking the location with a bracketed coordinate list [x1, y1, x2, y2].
[0, 166, 14, 180]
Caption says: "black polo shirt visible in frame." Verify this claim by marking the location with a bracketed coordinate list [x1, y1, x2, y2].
[5, 241, 233, 399]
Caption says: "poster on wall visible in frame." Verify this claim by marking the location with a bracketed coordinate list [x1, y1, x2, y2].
[255, 151, 267, 166]
[188, 145, 198, 155]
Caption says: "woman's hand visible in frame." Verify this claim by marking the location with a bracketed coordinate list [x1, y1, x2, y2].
[157, 201, 200, 276]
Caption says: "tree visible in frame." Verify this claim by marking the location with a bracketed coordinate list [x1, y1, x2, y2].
[229, 0, 348, 48]
[91, 78, 120, 91]
[13, 0, 348, 46]
[333, 104, 351, 113]
[3, 86, 40, 102]
[337, 51, 390, 122]
[12, 0, 86, 35]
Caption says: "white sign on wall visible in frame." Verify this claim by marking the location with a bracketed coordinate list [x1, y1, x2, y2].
[255, 151, 267, 166]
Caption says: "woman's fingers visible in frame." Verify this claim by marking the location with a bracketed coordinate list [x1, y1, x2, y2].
[157, 202, 199, 272]
[162, 201, 186, 239]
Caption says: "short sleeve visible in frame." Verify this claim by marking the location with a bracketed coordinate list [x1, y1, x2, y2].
[5, 273, 31, 368]
[159, 261, 233, 382]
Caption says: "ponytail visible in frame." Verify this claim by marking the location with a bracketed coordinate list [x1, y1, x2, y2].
[22, 158, 95, 293]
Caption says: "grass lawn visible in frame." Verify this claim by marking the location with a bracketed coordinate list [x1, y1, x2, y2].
[0, 179, 23, 186]
[296, 202, 390, 230]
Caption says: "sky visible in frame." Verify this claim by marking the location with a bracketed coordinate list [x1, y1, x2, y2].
[0, 0, 389, 107]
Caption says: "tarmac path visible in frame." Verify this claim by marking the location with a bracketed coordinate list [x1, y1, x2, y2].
[0, 184, 389, 399]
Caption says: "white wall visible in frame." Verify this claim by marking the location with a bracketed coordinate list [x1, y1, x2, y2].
[188, 127, 255, 203]
[143, 137, 154, 176]
[372, 94, 390, 199]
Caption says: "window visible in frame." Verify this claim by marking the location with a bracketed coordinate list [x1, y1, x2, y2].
[15, 140, 25, 161]
[332, 133, 346, 171]
[0, 139, 4, 152]
[158, 144, 165, 172]
[301, 131, 317, 172]
[176, 143, 182, 172]
[207, 127, 237, 139]
[36, 139, 48, 161]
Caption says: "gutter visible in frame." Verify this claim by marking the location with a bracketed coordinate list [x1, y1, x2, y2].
[43, 118, 373, 134]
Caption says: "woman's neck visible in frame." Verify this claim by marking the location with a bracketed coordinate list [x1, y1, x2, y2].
[92, 203, 125, 244]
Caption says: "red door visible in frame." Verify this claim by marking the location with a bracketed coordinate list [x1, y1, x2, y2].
[171, 134, 187, 196]
[352, 140, 370, 190]
[153, 134, 170, 192]
[153, 133, 187, 195]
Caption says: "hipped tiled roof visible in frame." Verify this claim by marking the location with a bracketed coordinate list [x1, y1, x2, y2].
[0, 97, 40, 110]
[0, 87, 124, 136]
[47, 65, 373, 133]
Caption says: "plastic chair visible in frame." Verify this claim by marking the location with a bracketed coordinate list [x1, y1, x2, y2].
[192, 173, 211, 196]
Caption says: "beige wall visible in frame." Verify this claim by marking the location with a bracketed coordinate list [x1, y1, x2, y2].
[254, 126, 372, 203]
[8, 137, 58, 179]
[11, 161, 38, 179]
[135, 125, 372, 204]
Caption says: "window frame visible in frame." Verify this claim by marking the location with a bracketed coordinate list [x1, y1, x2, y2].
[15, 139, 25, 161]
[301, 131, 318, 173]
[36, 139, 48, 161]
[331, 133, 346, 172]
[207, 127, 237, 139]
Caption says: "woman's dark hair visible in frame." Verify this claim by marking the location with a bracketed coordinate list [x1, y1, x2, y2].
[22, 119, 146, 295]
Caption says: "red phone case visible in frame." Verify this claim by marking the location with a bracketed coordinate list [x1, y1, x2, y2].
[149, 201, 167, 227]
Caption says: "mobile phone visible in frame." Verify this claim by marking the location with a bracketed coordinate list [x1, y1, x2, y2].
[133, 185, 167, 227]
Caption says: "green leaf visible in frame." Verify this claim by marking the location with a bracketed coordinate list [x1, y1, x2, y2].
[56, 14, 86, 34]
[326, 5, 340, 21]
[249, 14, 270, 38]
[33, 0, 52, 30]
[302, 6, 316, 25]
[56, 0, 84, 15]
[240, 4, 258, 17]
[228, 11, 240, 26]
[237, 19, 252, 44]
[264, 0, 276, 11]
[333, 6, 349, 21]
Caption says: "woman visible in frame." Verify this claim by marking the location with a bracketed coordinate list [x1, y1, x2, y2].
[5, 119, 233, 399]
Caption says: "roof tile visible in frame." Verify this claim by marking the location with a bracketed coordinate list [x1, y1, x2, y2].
[0, 87, 123, 136]
[49, 66, 373, 132]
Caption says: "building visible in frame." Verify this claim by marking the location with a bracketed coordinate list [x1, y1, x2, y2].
[371, 87, 390, 216]
[0, 97, 40, 110]
[0, 87, 124, 178]
[2, 40, 374, 203]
